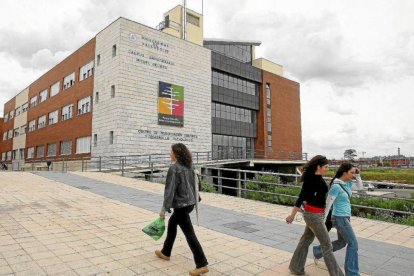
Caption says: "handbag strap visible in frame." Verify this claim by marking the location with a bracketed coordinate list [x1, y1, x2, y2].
[336, 183, 351, 199]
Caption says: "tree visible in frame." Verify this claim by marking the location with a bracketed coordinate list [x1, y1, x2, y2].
[344, 149, 357, 161]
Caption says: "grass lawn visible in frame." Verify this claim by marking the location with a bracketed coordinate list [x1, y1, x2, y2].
[325, 168, 414, 184]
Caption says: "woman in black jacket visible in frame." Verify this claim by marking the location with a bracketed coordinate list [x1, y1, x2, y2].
[155, 143, 208, 276]
[286, 155, 343, 276]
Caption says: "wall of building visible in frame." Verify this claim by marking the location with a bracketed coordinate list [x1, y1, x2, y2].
[1, 98, 16, 161]
[92, 18, 211, 157]
[256, 70, 302, 160]
[25, 38, 95, 160]
[13, 88, 29, 159]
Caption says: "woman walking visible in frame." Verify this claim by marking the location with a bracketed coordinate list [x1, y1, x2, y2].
[286, 155, 343, 276]
[313, 163, 363, 276]
[155, 143, 209, 276]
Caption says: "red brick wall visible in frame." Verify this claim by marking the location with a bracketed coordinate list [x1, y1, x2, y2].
[0, 117, 3, 153]
[0, 98, 16, 161]
[25, 38, 96, 160]
[256, 71, 302, 160]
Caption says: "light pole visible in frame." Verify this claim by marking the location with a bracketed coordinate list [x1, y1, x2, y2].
[361, 151, 366, 168]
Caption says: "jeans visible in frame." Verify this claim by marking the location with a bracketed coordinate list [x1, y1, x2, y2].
[314, 216, 359, 276]
[161, 205, 208, 268]
[289, 212, 344, 276]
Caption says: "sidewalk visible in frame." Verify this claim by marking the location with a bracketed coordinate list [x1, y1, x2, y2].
[0, 172, 413, 275]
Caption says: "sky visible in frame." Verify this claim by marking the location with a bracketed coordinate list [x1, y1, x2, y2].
[0, 0, 413, 159]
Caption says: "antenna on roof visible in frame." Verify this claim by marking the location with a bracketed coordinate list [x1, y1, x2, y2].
[182, 0, 187, 40]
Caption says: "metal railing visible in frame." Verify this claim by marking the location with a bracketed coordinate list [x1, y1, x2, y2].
[196, 166, 414, 217]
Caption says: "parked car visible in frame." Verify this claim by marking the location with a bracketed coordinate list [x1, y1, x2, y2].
[363, 183, 375, 191]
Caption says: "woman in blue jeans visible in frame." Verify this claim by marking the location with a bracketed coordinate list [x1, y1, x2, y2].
[313, 163, 363, 276]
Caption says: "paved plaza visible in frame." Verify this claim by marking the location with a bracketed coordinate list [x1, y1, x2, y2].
[1, 172, 413, 275]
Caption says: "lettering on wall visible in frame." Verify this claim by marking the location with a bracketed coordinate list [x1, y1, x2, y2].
[137, 129, 198, 142]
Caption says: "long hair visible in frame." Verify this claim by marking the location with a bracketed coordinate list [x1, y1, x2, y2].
[329, 162, 354, 187]
[300, 155, 329, 182]
[171, 143, 192, 168]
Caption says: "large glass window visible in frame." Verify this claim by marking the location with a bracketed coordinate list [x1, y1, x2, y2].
[76, 136, 91, 154]
[80, 61, 94, 81]
[36, 145, 44, 158]
[266, 83, 272, 149]
[30, 96, 37, 108]
[212, 134, 254, 159]
[63, 72, 75, 90]
[48, 110, 58, 125]
[77, 97, 91, 115]
[205, 43, 252, 63]
[47, 143, 56, 156]
[61, 140, 72, 155]
[28, 120, 36, 132]
[50, 81, 60, 97]
[212, 103, 253, 123]
[212, 71, 257, 95]
[27, 147, 35, 159]
[39, 89, 48, 103]
[61, 104, 73, 121]
[38, 115, 46, 129]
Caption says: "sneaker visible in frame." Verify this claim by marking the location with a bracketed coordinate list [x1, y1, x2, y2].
[155, 250, 170, 261]
[189, 266, 209, 276]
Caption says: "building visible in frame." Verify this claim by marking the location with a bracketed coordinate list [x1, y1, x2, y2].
[1, 4, 302, 168]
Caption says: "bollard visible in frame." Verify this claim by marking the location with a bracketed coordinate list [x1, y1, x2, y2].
[99, 157, 102, 172]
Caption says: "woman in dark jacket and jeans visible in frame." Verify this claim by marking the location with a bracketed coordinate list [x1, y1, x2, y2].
[155, 143, 209, 276]
[286, 155, 344, 276]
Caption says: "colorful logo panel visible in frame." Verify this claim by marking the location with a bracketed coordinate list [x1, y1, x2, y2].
[158, 81, 184, 127]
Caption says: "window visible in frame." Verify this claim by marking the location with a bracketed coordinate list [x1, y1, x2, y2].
[3, 132, 7, 141]
[63, 72, 75, 90]
[80, 61, 94, 81]
[4, 113, 8, 122]
[77, 96, 91, 115]
[111, 85, 115, 98]
[76, 136, 91, 154]
[60, 140, 72, 155]
[7, 151, 12, 160]
[36, 145, 44, 158]
[95, 92, 99, 103]
[187, 13, 200, 26]
[61, 104, 73, 121]
[1, 152, 5, 161]
[50, 81, 60, 97]
[9, 111, 14, 119]
[47, 143, 56, 156]
[109, 131, 114, 145]
[28, 120, 36, 132]
[112, 45, 117, 57]
[14, 128, 19, 137]
[93, 134, 97, 146]
[20, 125, 26, 135]
[27, 147, 35, 159]
[8, 130, 13, 139]
[30, 96, 37, 108]
[22, 102, 29, 113]
[39, 89, 48, 103]
[266, 84, 271, 105]
[38, 115, 46, 129]
[97, 54, 101, 66]
[15, 106, 21, 117]
[48, 110, 58, 125]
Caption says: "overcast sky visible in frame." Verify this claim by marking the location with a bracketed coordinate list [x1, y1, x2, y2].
[1, 0, 413, 159]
